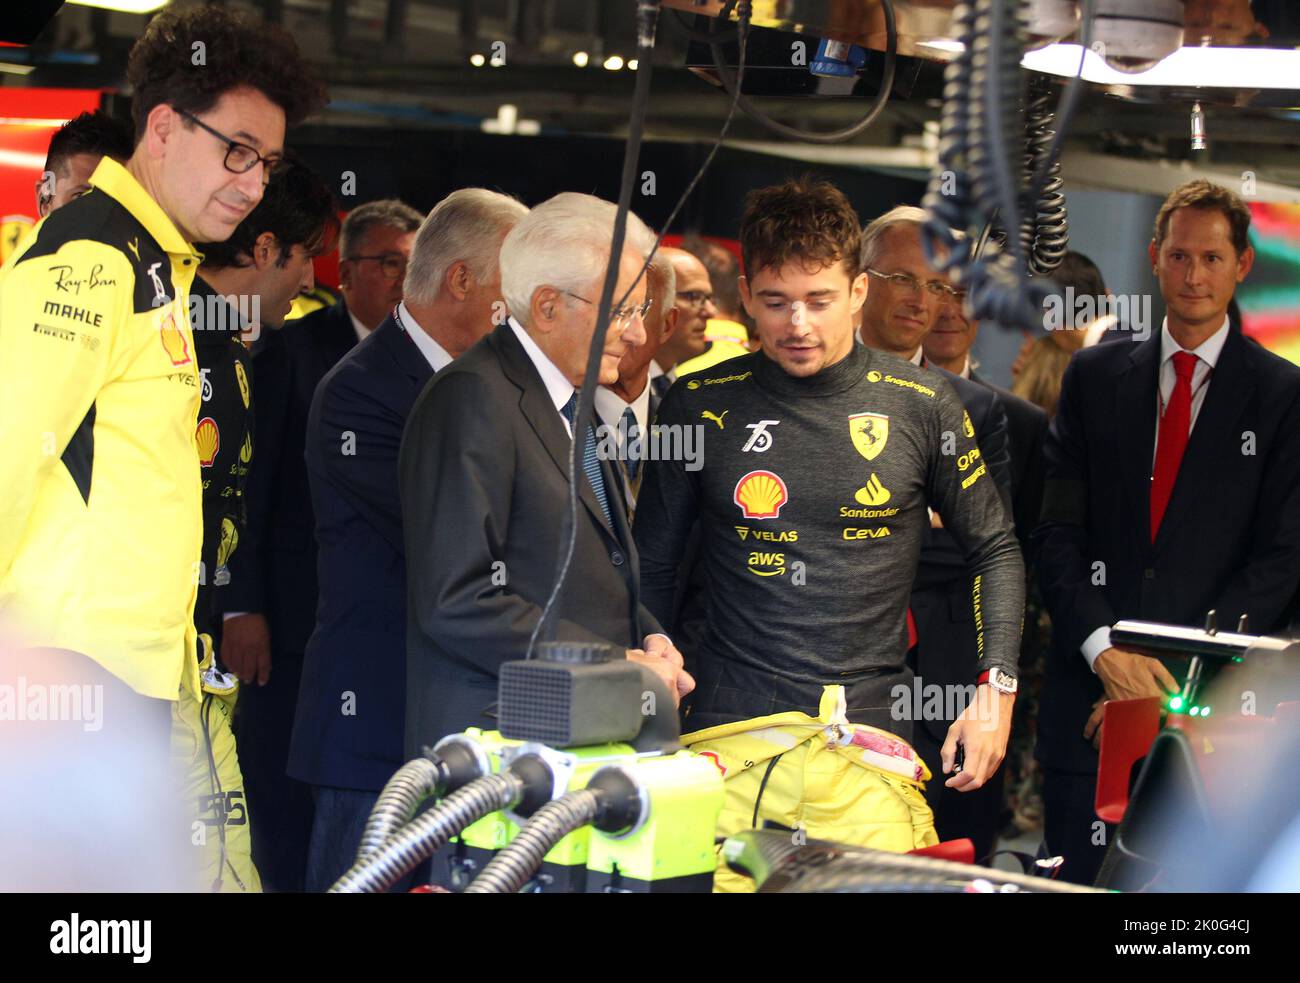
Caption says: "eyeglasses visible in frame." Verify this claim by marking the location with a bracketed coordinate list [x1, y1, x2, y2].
[867, 267, 963, 300]
[176, 108, 285, 187]
[348, 253, 408, 279]
[676, 290, 716, 308]
[562, 291, 653, 328]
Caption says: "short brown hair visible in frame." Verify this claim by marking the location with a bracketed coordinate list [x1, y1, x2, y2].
[739, 177, 862, 282]
[126, 6, 327, 144]
[1153, 179, 1252, 257]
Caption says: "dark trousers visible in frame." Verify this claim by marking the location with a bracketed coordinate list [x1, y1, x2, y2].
[1043, 766, 1113, 886]
[306, 786, 426, 893]
[912, 724, 1006, 863]
[235, 650, 314, 892]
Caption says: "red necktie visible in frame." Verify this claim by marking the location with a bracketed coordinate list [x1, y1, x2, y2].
[1150, 350, 1198, 540]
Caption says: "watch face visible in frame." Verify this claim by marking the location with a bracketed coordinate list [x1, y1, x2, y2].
[993, 669, 1018, 691]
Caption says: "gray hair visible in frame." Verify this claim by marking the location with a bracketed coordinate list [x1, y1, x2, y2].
[646, 250, 676, 322]
[500, 192, 656, 326]
[339, 198, 423, 259]
[402, 189, 529, 305]
[859, 205, 928, 271]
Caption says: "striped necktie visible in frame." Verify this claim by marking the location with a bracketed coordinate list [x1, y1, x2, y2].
[621, 406, 642, 481]
[560, 392, 612, 527]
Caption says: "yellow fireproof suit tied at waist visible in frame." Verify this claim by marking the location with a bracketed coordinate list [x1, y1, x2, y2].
[683, 685, 939, 892]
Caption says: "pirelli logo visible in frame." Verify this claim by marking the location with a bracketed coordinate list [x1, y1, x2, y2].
[32, 322, 76, 343]
[961, 463, 987, 490]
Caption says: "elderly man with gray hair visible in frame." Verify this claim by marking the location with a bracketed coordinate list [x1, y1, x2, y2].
[400, 192, 694, 760]
[595, 250, 678, 513]
[291, 188, 528, 891]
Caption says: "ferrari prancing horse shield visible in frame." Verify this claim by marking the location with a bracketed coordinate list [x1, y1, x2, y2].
[849, 413, 889, 461]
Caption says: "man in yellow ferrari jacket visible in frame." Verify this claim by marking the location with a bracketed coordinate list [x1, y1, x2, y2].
[0, 6, 323, 890]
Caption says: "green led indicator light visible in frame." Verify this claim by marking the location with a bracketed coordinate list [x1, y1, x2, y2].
[1189, 706, 1200, 717]
[1201, 707, 1211, 718]
[1169, 696, 1185, 712]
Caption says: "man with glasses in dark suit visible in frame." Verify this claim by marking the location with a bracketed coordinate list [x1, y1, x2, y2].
[221, 198, 421, 891]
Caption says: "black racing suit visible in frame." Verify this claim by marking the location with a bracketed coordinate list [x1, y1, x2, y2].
[634, 344, 1024, 741]
[191, 276, 254, 647]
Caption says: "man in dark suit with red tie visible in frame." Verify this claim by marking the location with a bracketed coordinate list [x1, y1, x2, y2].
[1035, 179, 1300, 884]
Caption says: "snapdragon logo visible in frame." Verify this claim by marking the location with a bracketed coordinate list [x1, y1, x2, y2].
[1043, 287, 1151, 342]
[50, 914, 151, 963]
[595, 421, 705, 472]
[0, 678, 102, 731]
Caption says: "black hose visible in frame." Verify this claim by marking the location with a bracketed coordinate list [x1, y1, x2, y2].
[1020, 79, 1068, 275]
[355, 757, 442, 862]
[463, 790, 601, 894]
[921, 0, 1056, 330]
[528, 0, 660, 654]
[329, 773, 522, 894]
[706, 0, 898, 145]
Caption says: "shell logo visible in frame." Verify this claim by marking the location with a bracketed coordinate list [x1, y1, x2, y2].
[196, 417, 220, 466]
[733, 469, 788, 519]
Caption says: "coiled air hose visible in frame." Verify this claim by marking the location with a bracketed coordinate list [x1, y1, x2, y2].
[1020, 77, 1068, 275]
[463, 765, 646, 894]
[922, 0, 1057, 330]
[463, 790, 601, 894]
[331, 773, 525, 894]
[353, 735, 492, 863]
[355, 757, 442, 863]
[330, 748, 553, 894]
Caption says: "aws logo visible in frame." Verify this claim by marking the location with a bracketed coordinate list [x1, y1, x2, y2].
[747, 551, 786, 576]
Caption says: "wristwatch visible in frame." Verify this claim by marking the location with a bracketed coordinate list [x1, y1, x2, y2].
[977, 667, 1019, 695]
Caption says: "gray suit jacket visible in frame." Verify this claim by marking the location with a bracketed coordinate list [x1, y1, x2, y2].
[399, 321, 661, 755]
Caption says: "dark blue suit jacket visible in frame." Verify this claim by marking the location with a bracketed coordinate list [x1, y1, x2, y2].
[224, 300, 358, 654]
[288, 312, 435, 790]
[1035, 328, 1300, 773]
[910, 365, 1017, 742]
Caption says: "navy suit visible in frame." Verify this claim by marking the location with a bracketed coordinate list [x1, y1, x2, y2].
[908, 366, 1016, 858]
[226, 299, 357, 892]
[1034, 327, 1300, 882]
[290, 311, 434, 890]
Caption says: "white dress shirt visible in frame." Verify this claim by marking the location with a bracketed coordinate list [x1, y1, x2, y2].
[509, 316, 577, 436]
[395, 302, 453, 372]
[594, 382, 651, 451]
[1079, 315, 1230, 670]
[348, 307, 375, 344]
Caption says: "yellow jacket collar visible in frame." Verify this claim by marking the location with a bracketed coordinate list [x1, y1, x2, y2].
[88, 156, 199, 260]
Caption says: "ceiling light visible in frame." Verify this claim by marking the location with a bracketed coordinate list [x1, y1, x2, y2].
[1023, 43, 1300, 89]
[66, 0, 170, 13]
[470, 54, 486, 68]
[603, 55, 624, 71]
[572, 51, 589, 68]
[628, 59, 638, 71]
